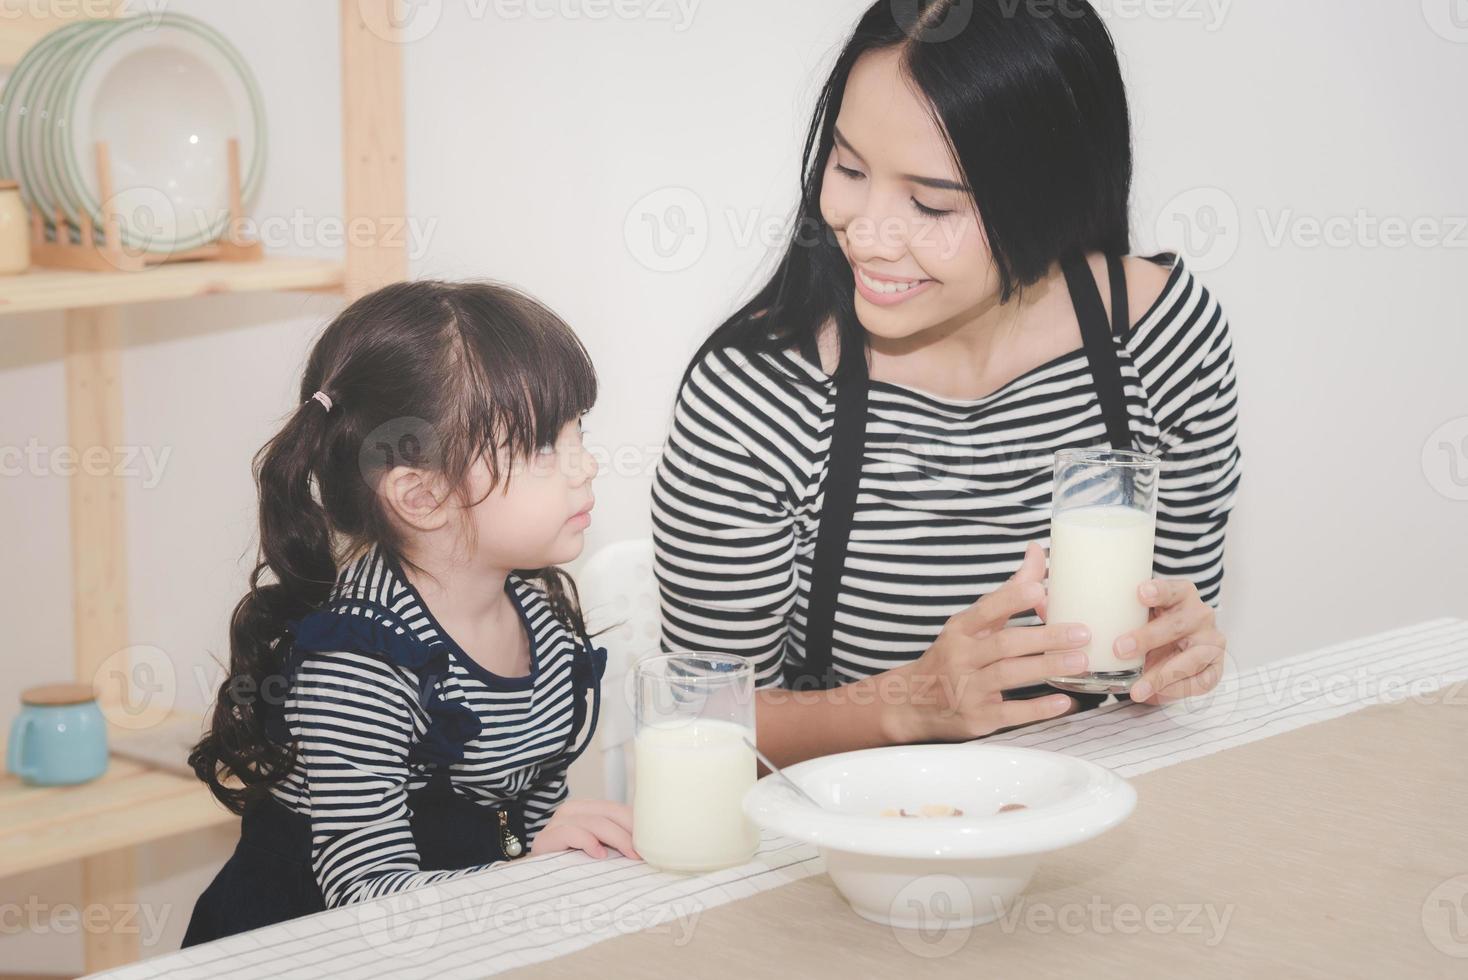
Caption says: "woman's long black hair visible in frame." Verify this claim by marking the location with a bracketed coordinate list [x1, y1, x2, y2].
[689, 0, 1132, 386]
[189, 280, 598, 815]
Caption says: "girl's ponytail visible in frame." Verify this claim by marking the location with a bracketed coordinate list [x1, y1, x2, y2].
[189, 394, 338, 814]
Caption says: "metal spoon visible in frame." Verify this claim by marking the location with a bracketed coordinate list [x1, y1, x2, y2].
[743, 736, 825, 809]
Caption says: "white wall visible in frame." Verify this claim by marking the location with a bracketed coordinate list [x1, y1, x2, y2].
[2, 0, 1465, 970]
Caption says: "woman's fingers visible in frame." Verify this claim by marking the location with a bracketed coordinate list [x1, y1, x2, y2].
[993, 690, 1074, 729]
[1137, 578, 1196, 610]
[947, 578, 1045, 637]
[1115, 594, 1211, 660]
[1013, 540, 1047, 587]
[1142, 656, 1223, 704]
[1132, 635, 1224, 702]
[983, 647, 1094, 692]
[972, 621, 1091, 668]
[1023, 541, 1051, 621]
[946, 542, 1051, 636]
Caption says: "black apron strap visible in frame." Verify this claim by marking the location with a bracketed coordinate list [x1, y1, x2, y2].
[787, 333, 868, 691]
[1061, 251, 1133, 452]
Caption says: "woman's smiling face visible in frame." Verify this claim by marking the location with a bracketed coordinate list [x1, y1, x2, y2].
[819, 47, 999, 342]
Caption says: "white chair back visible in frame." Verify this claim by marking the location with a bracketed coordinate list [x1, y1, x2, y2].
[574, 538, 658, 803]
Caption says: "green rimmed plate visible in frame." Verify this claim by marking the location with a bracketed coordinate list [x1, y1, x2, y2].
[44, 12, 268, 255]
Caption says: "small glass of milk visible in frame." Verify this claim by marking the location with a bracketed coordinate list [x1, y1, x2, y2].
[1044, 448, 1161, 696]
[631, 653, 759, 873]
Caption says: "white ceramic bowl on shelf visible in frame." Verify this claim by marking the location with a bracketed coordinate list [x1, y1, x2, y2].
[0, 12, 267, 254]
[46, 12, 267, 254]
[742, 743, 1136, 929]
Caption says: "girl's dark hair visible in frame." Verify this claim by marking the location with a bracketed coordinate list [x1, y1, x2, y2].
[189, 280, 597, 815]
[692, 0, 1132, 383]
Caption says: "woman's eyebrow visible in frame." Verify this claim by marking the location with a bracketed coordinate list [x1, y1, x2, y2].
[833, 126, 968, 192]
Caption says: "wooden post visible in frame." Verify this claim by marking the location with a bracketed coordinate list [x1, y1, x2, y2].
[341, 0, 408, 299]
[65, 307, 128, 702]
[82, 851, 139, 970]
[65, 306, 137, 971]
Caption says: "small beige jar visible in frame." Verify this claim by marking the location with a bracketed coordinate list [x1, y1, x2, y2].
[0, 179, 31, 275]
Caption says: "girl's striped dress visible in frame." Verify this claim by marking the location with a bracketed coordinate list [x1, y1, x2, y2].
[265, 545, 598, 908]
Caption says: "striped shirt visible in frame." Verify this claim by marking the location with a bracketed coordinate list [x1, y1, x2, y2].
[651, 252, 1242, 690]
[269, 546, 585, 908]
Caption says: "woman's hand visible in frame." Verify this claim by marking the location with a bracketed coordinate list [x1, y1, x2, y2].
[530, 799, 642, 860]
[884, 541, 1092, 744]
[1111, 579, 1227, 704]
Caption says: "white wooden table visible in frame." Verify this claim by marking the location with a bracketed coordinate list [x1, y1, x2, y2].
[84, 618, 1468, 979]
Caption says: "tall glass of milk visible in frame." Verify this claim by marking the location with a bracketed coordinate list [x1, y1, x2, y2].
[1044, 448, 1161, 695]
[631, 653, 759, 872]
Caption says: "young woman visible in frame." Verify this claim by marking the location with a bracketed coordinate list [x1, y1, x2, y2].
[652, 0, 1242, 769]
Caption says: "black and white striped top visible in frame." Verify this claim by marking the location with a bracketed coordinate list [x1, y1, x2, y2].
[269, 546, 587, 908]
[652, 253, 1242, 690]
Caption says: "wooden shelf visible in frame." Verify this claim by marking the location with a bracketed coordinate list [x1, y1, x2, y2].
[0, 1, 401, 967]
[0, 754, 236, 880]
[0, 256, 345, 316]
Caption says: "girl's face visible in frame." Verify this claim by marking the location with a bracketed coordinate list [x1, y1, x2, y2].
[464, 417, 599, 569]
[819, 48, 1000, 342]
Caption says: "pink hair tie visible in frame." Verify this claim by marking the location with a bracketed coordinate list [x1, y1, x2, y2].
[310, 390, 334, 412]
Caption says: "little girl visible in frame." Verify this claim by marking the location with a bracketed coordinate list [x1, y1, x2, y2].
[183, 279, 636, 945]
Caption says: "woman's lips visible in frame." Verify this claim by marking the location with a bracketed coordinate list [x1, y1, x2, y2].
[853, 265, 935, 307]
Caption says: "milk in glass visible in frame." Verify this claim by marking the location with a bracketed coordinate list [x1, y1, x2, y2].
[1046, 504, 1155, 673]
[633, 718, 759, 871]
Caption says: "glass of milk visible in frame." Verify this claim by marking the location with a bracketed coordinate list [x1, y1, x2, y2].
[1044, 448, 1161, 695]
[631, 652, 759, 873]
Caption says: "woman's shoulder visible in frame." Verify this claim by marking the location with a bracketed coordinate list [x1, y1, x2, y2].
[1118, 251, 1234, 368]
[662, 336, 825, 494]
[1121, 251, 1181, 331]
[679, 335, 833, 414]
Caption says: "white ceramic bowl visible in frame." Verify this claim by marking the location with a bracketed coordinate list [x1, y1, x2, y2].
[742, 744, 1136, 929]
[45, 13, 266, 254]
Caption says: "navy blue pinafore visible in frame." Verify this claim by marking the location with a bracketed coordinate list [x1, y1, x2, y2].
[181, 599, 606, 948]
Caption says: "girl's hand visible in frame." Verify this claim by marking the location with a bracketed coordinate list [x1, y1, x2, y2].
[1112, 578, 1227, 704]
[530, 799, 642, 860]
[884, 541, 1092, 743]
